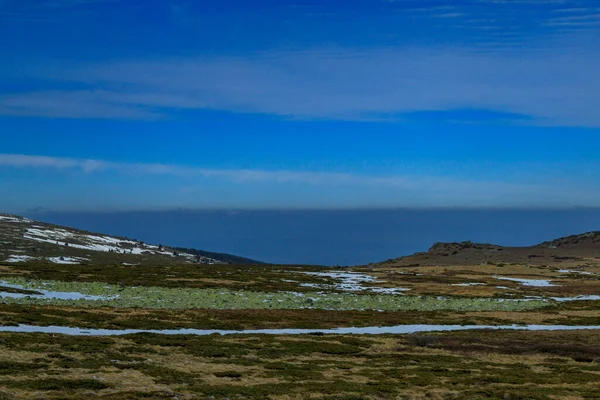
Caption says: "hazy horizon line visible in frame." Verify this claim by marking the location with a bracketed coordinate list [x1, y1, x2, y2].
[10, 205, 600, 215]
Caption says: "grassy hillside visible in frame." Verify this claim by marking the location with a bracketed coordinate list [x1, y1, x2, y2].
[0, 213, 261, 266]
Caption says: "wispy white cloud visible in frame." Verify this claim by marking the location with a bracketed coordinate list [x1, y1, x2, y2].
[553, 7, 600, 13]
[2, 0, 599, 126]
[433, 13, 465, 18]
[1, 153, 600, 208]
[2, 39, 600, 126]
[0, 153, 446, 185]
[0, 90, 162, 119]
[546, 12, 600, 26]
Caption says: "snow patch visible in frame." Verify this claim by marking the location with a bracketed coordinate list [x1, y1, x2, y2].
[558, 269, 595, 276]
[5, 255, 37, 263]
[17, 226, 219, 263]
[0, 216, 32, 223]
[295, 271, 410, 294]
[551, 295, 600, 302]
[48, 257, 89, 265]
[494, 276, 558, 287]
[23, 228, 197, 258]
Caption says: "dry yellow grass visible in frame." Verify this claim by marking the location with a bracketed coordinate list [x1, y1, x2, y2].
[368, 262, 600, 298]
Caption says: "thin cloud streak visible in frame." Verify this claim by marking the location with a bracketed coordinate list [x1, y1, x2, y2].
[0, 153, 461, 186]
[2, 1, 599, 126]
[2, 153, 600, 209]
[2, 41, 600, 126]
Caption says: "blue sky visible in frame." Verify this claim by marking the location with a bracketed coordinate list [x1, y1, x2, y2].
[1, 0, 600, 212]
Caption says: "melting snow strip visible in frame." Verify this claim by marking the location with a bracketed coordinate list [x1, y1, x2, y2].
[4, 255, 37, 263]
[47, 257, 89, 265]
[294, 271, 409, 294]
[0, 216, 32, 223]
[1, 324, 600, 337]
[558, 269, 595, 276]
[494, 276, 558, 287]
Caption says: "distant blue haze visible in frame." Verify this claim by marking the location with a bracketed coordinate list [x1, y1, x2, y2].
[26, 209, 600, 266]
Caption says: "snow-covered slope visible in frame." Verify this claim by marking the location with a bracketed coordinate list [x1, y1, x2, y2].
[0, 213, 222, 266]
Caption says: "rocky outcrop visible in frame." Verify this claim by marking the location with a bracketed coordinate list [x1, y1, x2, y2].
[538, 231, 600, 249]
[428, 241, 503, 255]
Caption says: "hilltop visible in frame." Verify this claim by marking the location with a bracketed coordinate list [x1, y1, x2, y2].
[0, 213, 262, 266]
[376, 231, 600, 267]
[538, 231, 600, 250]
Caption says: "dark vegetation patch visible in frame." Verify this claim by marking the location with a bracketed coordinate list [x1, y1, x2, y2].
[262, 361, 325, 380]
[0, 303, 549, 331]
[0, 263, 336, 292]
[0, 361, 49, 375]
[0, 378, 109, 391]
[0, 330, 599, 398]
[407, 329, 600, 362]
[136, 364, 198, 385]
[213, 371, 243, 379]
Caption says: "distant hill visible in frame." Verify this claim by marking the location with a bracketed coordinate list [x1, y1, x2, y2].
[173, 246, 264, 265]
[374, 231, 600, 267]
[0, 213, 261, 266]
[537, 231, 600, 250]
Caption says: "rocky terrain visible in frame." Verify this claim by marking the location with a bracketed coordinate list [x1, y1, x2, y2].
[538, 231, 600, 250]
